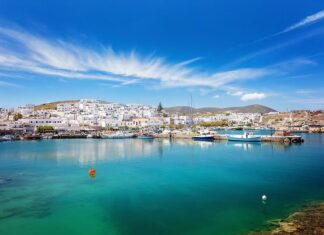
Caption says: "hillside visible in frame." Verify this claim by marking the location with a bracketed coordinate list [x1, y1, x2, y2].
[34, 100, 79, 110]
[165, 104, 276, 114]
[260, 110, 324, 126]
[34, 100, 111, 110]
[34, 100, 275, 114]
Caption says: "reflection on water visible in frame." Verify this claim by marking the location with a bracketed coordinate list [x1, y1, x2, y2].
[0, 138, 220, 165]
[0, 138, 299, 165]
[228, 142, 261, 152]
[55, 139, 160, 164]
[262, 142, 296, 151]
[174, 139, 215, 149]
[0, 134, 323, 235]
[1, 139, 172, 165]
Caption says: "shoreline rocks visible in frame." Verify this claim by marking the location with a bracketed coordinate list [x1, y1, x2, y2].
[249, 202, 324, 234]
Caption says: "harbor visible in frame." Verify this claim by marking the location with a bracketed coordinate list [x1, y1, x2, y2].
[1, 1, 323, 234]
[0, 133, 323, 235]
[0, 128, 305, 143]
[155, 129, 305, 143]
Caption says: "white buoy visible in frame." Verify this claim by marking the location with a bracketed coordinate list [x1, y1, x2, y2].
[262, 195, 267, 201]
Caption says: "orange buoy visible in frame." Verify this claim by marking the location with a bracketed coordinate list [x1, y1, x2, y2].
[88, 168, 96, 176]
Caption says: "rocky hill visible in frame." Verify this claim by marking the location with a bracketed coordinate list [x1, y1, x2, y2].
[34, 100, 111, 110]
[165, 104, 276, 114]
[34, 100, 79, 110]
[34, 100, 275, 114]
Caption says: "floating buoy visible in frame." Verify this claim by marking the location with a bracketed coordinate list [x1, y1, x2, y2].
[88, 168, 96, 176]
[262, 195, 267, 201]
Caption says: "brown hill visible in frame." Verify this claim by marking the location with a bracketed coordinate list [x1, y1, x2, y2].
[34, 100, 79, 110]
[165, 104, 276, 114]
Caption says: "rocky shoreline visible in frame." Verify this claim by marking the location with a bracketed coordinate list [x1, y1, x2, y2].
[249, 202, 324, 234]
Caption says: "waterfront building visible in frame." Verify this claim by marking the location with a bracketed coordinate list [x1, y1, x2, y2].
[15, 104, 35, 116]
[19, 118, 67, 129]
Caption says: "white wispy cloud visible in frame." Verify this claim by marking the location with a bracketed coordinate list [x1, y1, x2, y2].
[0, 80, 18, 87]
[226, 28, 323, 67]
[227, 90, 267, 101]
[212, 95, 220, 99]
[240, 92, 266, 101]
[296, 89, 313, 94]
[0, 25, 278, 91]
[281, 10, 324, 34]
[253, 10, 324, 44]
[227, 91, 243, 96]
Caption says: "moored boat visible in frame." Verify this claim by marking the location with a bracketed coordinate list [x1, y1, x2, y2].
[20, 134, 42, 140]
[137, 135, 154, 140]
[227, 132, 261, 142]
[192, 135, 214, 141]
[101, 131, 135, 139]
[0, 135, 12, 142]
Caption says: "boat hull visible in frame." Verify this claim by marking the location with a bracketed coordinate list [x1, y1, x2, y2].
[192, 136, 214, 141]
[227, 136, 261, 142]
[102, 136, 134, 139]
[137, 136, 154, 140]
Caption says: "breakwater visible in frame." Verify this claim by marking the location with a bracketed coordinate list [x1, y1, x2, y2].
[156, 133, 304, 143]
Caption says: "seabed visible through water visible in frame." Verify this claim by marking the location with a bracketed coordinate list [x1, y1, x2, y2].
[0, 133, 324, 235]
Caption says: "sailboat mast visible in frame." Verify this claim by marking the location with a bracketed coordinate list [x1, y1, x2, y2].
[190, 94, 193, 126]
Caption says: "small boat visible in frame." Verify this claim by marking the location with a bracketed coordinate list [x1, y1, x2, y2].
[227, 132, 261, 142]
[137, 135, 154, 140]
[42, 135, 53, 140]
[101, 131, 135, 139]
[0, 135, 12, 142]
[192, 135, 214, 141]
[20, 134, 42, 140]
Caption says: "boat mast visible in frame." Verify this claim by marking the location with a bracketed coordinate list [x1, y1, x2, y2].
[190, 94, 193, 126]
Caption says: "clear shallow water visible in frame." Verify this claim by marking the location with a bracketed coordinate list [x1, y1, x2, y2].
[0, 134, 324, 235]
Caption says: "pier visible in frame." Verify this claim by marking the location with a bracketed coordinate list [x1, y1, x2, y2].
[261, 135, 304, 143]
[156, 133, 304, 143]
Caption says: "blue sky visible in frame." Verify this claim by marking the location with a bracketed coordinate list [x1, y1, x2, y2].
[0, 0, 324, 110]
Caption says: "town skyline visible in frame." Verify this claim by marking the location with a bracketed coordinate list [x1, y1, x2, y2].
[0, 1, 324, 110]
[1, 98, 277, 113]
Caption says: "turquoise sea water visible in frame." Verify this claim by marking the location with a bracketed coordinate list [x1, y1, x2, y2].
[0, 134, 324, 235]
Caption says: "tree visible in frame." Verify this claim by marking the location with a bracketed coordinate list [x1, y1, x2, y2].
[200, 120, 229, 127]
[37, 125, 54, 133]
[14, 113, 23, 121]
[119, 126, 129, 130]
[157, 102, 163, 112]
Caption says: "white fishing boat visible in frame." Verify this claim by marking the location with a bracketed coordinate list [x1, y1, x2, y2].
[227, 132, 261, 142]
[0, 135, 12, 142]
[101, 131, 135, 139]
[137, 134, 154, 140]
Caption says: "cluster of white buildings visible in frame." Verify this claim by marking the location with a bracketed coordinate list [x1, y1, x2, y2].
[55, 99, 165, 128]
[0, 99, 264, 131]
[193, 112, 261, 126]
[0, 99, 167, 131]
